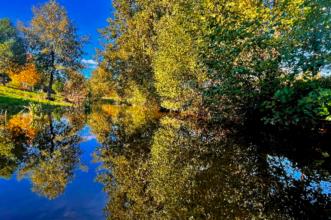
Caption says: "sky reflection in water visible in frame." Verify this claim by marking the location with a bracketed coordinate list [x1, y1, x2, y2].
[0, 106, 330, 219]
[0, 123, 106, 220]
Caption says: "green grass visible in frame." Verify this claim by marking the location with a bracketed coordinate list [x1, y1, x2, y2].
[0, 85, 71, 111]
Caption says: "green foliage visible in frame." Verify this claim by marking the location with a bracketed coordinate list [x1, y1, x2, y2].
[95, 0, 161, 106]
[24, 103, 43, 117]
[299, 89, 331, 121]
[153, 14, 203, 111]
[52, 81, 64, 94]
[200, 0, 294, 121]
[262, 79, 331, 128]
[282, 0, 331, 75]
[0, 18, 26, 75]
[96, 0, 330, 128]
[0, 133, 19, 179]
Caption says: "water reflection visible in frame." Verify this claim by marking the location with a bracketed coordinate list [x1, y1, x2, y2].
[95, 113, 331, 219]
[0, 104, 330, 219]
[0, 108, 83, 199]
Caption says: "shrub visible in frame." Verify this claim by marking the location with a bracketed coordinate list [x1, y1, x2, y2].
[261, 79, 331, 129]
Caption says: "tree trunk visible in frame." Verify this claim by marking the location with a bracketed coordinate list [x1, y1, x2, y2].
[48, 112, 55, 152]
[1, 74, 7, 85]
[47, 71, 54, 100]
[47, 51, 55, 100]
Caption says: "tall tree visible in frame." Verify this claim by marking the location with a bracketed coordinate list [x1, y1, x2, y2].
[21, 0, 84, 100]
[0, 18, 26, 85]
[97, 0, 169, 106]
[282, 0, 331, 76]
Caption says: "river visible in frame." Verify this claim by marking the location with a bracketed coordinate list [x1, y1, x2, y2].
[0, 104, 330, 219]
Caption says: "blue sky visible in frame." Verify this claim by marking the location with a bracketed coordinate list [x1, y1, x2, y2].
[0, 0, 114, 78]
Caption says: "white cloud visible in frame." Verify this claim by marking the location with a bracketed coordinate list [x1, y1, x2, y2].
[81, 59, 98, 69]
[82, 59, 98, 65]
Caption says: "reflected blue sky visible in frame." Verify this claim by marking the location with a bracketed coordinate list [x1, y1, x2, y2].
[0, 126, 107, 220]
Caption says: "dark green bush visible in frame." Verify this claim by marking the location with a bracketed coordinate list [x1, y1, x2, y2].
[261, 78, 331, 128]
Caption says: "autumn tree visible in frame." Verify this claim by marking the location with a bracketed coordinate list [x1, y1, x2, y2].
[7, 113, 37, 142]
[97, 0, 170, 106]
[63, 71, 88, 104]
[97, 0, 330, 127]
[153, 2, 206, 112]
[21, 0, 84, 100]
[94, 107, 159, 219]
[18, 112, 82, 199]
[10, 62, 41, 90]
[89, 65, 114, 99]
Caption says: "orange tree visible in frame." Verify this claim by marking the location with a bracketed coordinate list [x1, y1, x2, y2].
[10, 63, 41, 90]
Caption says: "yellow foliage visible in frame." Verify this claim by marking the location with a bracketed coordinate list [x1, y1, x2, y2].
[102, 104, 121, 118]
[87, 111, 112, 143]
[89, 67, 114, 98]
[7, 113, 36, 141]
[125, 80, 148, 106]
[30, 151, 68, 199]
[10, 63, 40, 89]
[101, 104, 160, 135]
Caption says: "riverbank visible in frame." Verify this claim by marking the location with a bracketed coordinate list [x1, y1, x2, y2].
[0, 85, 71, 110]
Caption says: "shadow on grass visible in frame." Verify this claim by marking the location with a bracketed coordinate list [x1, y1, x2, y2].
[0, 95, 62, 115]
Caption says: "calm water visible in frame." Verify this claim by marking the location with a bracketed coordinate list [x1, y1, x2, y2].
[0, 105, 330, 219]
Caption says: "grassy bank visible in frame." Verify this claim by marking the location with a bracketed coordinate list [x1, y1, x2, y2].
[0, 86, 71, 111]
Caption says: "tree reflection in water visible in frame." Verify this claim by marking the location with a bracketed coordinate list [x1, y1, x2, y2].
[0, 108, 84, 199]
[0, 105, 330, 218]
[95, 112, 331, 219]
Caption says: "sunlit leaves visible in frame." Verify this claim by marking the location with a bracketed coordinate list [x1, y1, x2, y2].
[63, 71, 88, 104]
[21, 0, 84, 99]
[10, 63, 41, 89]
[154, 15, 202, 111]
[7, 113, 36, 142]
